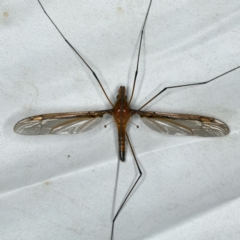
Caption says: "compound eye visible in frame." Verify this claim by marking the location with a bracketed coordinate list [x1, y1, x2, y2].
[116, 95, 119, 99]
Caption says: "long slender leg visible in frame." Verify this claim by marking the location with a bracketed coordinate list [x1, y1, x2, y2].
[138, 66, 240, 110]
[37, 0, 113, 106]
[111, 155, 120, 220]
[128, 0, 152, 104]
[111, 133, 142, 240]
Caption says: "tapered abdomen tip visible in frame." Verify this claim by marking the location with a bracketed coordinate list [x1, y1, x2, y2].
[119, 151, 125, 161]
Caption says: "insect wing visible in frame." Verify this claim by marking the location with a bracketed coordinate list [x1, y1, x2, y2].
[139, 112, 229, 137]
[14, 111, 109, 135]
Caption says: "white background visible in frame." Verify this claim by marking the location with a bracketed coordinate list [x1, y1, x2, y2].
[1, 0, 240, 239]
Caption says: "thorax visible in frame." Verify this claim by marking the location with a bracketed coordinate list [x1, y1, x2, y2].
[113, 98, 131, 126]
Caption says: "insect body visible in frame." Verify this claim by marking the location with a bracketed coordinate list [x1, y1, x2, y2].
[112, 86, 132, 161]
[14, 84, 229, 159]
[14, 0, 240, 239]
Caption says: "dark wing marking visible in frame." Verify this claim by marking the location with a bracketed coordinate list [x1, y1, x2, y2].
[136, 111, 229, 137]
[14, 110, 112, 135]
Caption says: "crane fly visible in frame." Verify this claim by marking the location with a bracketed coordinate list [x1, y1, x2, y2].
[14, 0, 240, 239]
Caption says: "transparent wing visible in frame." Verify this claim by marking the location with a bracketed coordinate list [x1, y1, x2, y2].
[14, 110, 111, 135]
[138, 111, 229, 137]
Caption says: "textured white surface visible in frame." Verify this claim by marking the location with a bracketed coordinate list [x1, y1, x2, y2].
[1, 0, 240, 240]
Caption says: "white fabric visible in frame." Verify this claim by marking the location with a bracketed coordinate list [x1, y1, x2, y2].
[1, 0, 240, 239]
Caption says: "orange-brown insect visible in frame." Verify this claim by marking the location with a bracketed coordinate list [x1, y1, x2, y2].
[14, 0, 240, 239]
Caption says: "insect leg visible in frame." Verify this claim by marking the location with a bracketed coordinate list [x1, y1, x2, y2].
[138, 66, 240, 110]
[128, 0, 152, 104]
[111, 133, 142, 240]
[37, 0, 113, 106]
